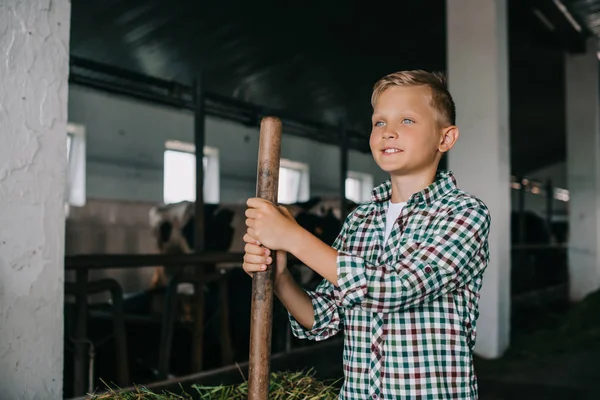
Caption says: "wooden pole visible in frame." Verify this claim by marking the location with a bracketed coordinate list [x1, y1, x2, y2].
[248, 116, 282, 399]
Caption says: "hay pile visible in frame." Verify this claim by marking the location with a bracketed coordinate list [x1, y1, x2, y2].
[88, 369, 341, 399]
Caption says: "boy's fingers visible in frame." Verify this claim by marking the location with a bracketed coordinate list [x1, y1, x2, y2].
[247, 227, 257, 240]
[244, 242, 269, 256]
[247, 197, 278, 212]
[246, 197, 269, 209]
[242, 262, 268, 273]
[243, 233, 261, 246]
[278, 205, 293, 219]
[243, 253, 272, 265]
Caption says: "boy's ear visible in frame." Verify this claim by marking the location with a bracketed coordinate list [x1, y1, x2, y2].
[438, 125, 459, 154]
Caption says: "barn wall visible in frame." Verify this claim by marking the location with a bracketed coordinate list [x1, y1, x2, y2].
[67, 83, 570, 220]
[67, 84, 389, 205]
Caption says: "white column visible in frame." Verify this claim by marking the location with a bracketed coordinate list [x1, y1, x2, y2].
[446, 0, 511, 359]
[0, 0, 71, 398]
[566, 38, 600, 302]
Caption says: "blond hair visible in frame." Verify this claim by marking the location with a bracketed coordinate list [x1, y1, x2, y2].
[371, 70, 456, 128]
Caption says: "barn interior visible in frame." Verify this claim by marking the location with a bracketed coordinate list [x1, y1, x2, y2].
[3, 0, 600, 399]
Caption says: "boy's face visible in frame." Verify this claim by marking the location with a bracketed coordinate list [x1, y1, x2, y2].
[369, 85, 444, 176]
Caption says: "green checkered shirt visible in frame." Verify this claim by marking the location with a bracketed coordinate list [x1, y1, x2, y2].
[289, 170, 491, 399]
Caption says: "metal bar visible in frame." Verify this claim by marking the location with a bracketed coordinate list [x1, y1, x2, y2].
[339, 122, 349, 224]
[219, 276, 234, 365]
[518, 176, 527, 244]
[64, 252, 243, 270]
[68, 57, 371, 154]
[512, 243, 568, 250]
[66, 278, 130, 390]
[248, 116, 282, 400]
[106, 280, 130, 387]
[70, 57, 192, 92]
[73, 269, 89, 397]
[192, 75, 207, 373]
[158, 276, 181, 379]
[546, 180, 554, 237]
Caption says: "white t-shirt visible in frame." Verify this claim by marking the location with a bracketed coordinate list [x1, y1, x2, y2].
[384, 200, 406, 243]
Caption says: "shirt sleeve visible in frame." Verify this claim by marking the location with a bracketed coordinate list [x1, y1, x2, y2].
[288, 278, 344, 341]
[336, 200, 491, 313]
[288, 223, 348, 340]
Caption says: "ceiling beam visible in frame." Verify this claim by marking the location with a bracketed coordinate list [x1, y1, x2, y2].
[525, 0, 589, 53]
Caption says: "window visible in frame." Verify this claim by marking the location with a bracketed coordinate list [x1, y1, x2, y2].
[65, 122, 86, 207]
[345, 171, 373, 204]
[278, 159, 310, 204]
[163, 140, 219, 204]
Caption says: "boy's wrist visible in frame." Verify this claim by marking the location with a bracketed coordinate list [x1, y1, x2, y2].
[273, 266, 291, 293]
[284, 224, 305, 255]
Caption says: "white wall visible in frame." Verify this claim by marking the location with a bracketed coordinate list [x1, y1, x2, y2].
[0, 0, 70, 398]
[67, 85, 388, 205]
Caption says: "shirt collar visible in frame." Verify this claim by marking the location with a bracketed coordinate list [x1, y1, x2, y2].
[371, 170, 458, 206]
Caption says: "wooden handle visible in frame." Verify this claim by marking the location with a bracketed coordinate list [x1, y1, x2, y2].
[248, 116, 282, 400]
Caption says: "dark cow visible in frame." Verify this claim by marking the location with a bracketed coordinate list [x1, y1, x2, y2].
[510, 210, 567, 294]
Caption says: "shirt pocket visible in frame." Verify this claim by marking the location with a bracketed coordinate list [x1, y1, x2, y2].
[380, 235, 422, 266]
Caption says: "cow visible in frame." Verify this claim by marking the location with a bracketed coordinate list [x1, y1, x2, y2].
[145, 197, 355, 371]
[148, 198, 352, 289]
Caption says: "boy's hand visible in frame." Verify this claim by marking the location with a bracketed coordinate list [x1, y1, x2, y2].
[245, 198, 300, 252]
[242, 235, 287, 278]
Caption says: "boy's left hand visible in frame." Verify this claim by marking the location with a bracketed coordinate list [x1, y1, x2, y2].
[245, 198, 300, 252]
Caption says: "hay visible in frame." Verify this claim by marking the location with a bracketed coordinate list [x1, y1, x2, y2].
[87, 369, 341, 400]
[191, 370, 341, 399]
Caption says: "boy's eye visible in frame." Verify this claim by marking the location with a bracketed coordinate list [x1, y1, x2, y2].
[402, 118, 414, 124]
[374, 121, 385, 127]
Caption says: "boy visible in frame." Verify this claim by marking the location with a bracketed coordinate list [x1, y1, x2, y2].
[243, 70, 491, 399]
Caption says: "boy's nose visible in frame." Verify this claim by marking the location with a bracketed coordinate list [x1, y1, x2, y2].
[382, 129, 397, 140]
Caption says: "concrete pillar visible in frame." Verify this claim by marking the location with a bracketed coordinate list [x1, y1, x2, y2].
[446, 0, 511, 358]
[565, 38, 600, 302]
[0, 1, 71, 398]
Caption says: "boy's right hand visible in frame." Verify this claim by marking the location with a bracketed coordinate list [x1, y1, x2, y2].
[242, 233, 287, 278]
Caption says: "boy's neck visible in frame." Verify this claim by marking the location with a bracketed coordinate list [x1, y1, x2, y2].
[389, 168, 437, 203]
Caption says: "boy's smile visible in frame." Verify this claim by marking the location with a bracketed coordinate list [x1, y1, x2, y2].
[380, 146, 403, 155]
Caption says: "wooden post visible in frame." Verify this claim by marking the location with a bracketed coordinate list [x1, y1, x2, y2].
[248, 116, 282, 399]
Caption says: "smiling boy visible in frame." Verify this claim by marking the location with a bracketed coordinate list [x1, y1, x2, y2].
[243, 70, 491, 399]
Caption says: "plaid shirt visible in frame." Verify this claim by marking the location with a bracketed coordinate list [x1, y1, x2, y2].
[289, 171, 491, 399]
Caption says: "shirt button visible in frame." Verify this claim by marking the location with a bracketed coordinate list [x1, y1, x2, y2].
[424, 266, 432, 273]
[372, 394, 378, 399]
